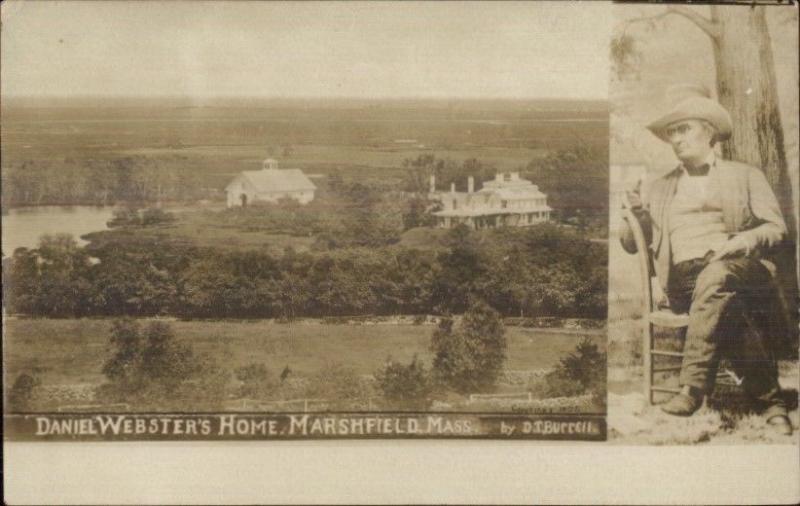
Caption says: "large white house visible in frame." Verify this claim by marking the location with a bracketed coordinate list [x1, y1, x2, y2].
[429, 172, 551, 229]
[225, 158, 316, 207]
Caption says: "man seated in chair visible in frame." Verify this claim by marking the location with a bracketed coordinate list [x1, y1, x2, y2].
[620, 88, 793, 436]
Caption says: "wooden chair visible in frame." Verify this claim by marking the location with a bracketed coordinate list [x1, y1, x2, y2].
[621, 206, 749, 405]
[621, 206, 689, 404]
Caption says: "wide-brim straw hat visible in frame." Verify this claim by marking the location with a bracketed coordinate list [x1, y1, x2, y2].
[646, 86, 732, 143]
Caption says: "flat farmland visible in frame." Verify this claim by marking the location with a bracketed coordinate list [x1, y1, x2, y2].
[121, 143, 549, 173]
[1, 97, 608, 208]
[3, 318, 604, 388]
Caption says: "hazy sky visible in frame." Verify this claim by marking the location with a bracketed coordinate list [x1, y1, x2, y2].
[1, 1, 610, 99]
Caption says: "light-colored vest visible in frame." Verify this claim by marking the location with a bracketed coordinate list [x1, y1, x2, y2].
[668, 172, 728, 264]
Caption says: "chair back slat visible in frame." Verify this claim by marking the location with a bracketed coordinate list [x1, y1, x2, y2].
[621, 206, 654, 315]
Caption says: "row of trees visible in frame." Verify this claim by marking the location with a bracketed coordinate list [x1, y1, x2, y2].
[3, 224, 607, 319]
[1, 155, 213, 207]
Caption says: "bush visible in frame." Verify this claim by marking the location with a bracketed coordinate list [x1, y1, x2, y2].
[555, 337, 606, 393]
[304, 363, 369, 408]
[528, 371, 585, 399]
[412, 314, 428, 325]
[235, 363, 279, 399]
[140, 207, 176, 226]
[108, 207, 175, 228]
[7, 373, 40, 412]
[529, 337, 606, 400]
[97, 319, 227, 409]
[430, 301, 507, 393]
[375, 355, 431, 410]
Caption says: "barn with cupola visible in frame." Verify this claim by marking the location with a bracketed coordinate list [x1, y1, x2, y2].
[225, 158, 316, 207]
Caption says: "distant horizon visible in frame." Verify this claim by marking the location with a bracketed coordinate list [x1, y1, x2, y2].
[0, 95, 609, 107]
[1, 93, 608, 100]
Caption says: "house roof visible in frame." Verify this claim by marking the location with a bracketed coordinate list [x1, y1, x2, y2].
[227, 169, 317, 193]
[484, 187, 548, 201]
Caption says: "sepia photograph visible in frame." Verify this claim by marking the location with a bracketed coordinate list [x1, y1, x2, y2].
[2, 1, 609, 442]
[608, 2, 799, 444]
[4, 0, 800, 504]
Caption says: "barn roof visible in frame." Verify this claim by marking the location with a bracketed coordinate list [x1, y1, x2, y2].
[229, 169, 317, 193]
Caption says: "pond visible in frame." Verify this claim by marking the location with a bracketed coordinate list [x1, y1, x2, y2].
[2, 206, 115, 255]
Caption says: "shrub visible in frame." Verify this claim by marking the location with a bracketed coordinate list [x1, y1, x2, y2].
[97, 319, 226, 410]
[304, 363, 369, 407]
[107, 207, 175, 228]
[375, 355, 431, 410]
[555, 337, 606, 393]
[529, 337, 606, 400]
[140, 207, 176, 226]
[7, 373, 40, 412]
[107, 207, 141, 228]
[235, 363, 279, 399]
[412, 314, 428, 325]
[430, 301, 507, 393]
[528, 371, 585, 399]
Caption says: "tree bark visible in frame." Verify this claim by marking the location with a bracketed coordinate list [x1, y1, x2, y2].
[711, 7, 790, 205]
[710, 5, 798, 354]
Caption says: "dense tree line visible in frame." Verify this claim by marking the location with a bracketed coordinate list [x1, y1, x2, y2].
[1, 156, 212, 208]
[523, 142, 609, 223]
[403, 154, 499, 194]
[3, 224, 607, 319]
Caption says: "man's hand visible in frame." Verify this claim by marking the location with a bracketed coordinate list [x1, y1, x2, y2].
[709, 235, 750, 262]
[625, 178, 644, 209]
[625, 189, 643, 209]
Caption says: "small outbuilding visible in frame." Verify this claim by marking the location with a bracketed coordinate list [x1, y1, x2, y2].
[225, 158, 316, 207]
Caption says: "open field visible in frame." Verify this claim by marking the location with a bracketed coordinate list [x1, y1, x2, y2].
[1, 98, 608, 208]
[3, 317, 605, 390]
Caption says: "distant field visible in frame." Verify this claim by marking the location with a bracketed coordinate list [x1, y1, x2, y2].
[1, 98, 608, 208]
[3, 318, 604, 389]
[120, 143, 548, 174]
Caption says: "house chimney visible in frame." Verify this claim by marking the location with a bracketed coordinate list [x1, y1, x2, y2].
[467, 176, 474, 194]
[430, 174, 436, 193]
[450, 182, 456, 194]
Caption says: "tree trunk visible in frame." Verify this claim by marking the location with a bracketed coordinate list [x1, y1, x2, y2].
[711, 7, 790, 207]
[710, 5, 798, 354]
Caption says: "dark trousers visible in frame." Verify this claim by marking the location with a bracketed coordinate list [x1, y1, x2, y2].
[667, 255, 786, 414]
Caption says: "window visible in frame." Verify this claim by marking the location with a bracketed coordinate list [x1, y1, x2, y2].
[501, 200, 507, 209]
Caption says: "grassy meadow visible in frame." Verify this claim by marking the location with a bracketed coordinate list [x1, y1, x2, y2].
[3, 317, 604, 394]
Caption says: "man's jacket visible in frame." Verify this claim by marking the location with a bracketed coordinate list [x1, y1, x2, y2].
[620, 158, 787, 293]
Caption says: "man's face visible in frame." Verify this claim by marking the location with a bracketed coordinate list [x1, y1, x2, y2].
[665, 119, 714, 166]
